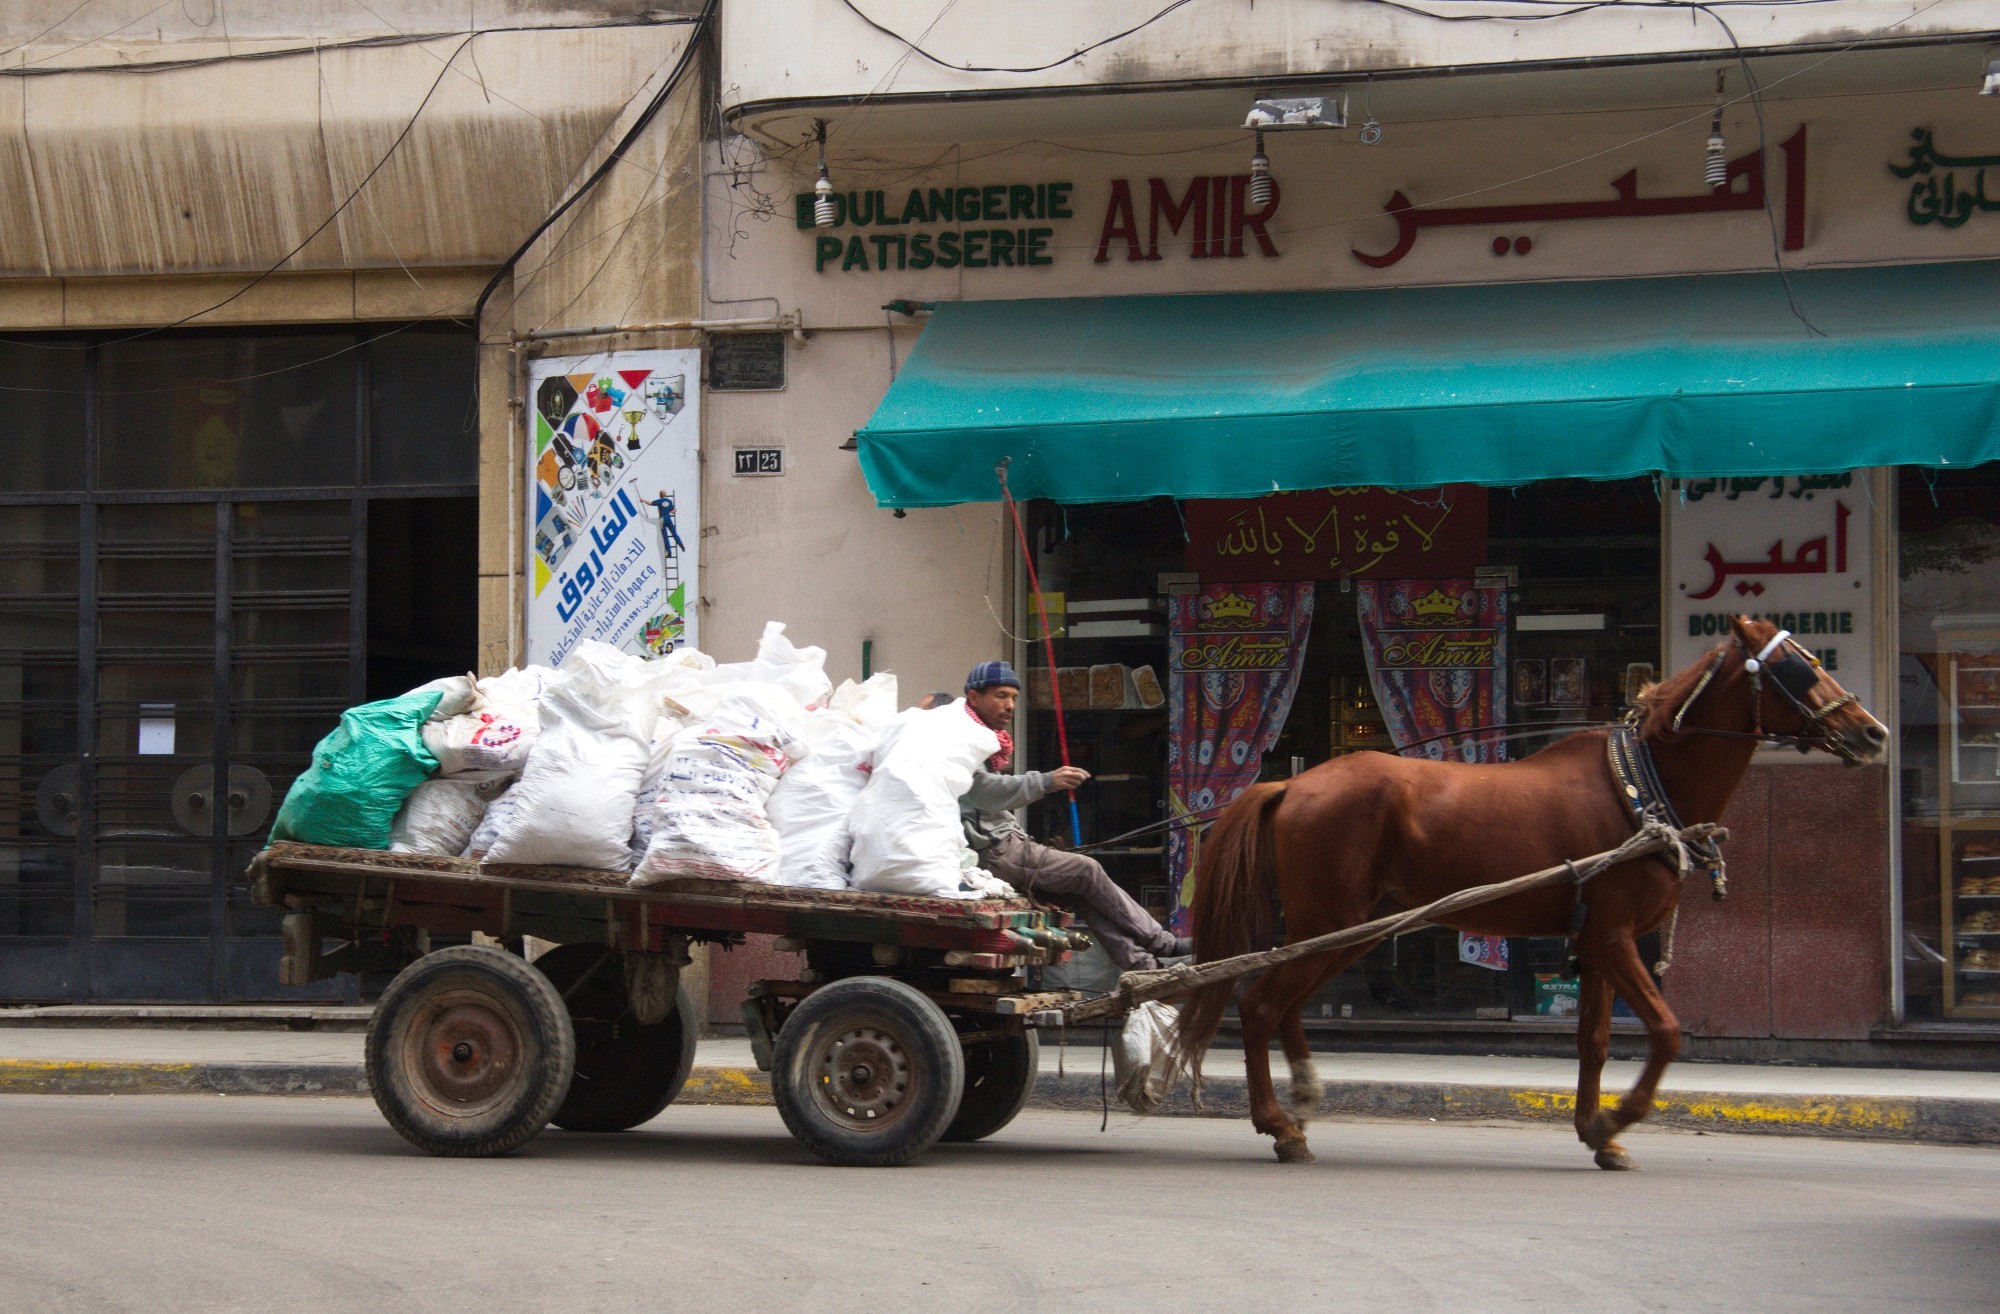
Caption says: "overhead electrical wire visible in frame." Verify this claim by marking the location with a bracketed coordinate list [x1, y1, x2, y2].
[836, 0, 1202, 74]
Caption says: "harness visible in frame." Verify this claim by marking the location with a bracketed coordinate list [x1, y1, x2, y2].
[1671, 628, 1866, 760]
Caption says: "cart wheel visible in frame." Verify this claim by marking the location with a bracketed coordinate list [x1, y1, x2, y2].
[365, 944, 575, 1157]
[535, 944, 698, 1133]
[771, 976, 965, 1167]
[942, 1030, 1040, 1143]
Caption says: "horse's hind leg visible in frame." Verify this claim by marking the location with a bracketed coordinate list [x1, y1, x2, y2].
[1241, 949, 1372, 1163]
[1276, 949, 1368, 1127]
[1582, 933, 1684, 1171]
[1571, 963, 1619, 1165]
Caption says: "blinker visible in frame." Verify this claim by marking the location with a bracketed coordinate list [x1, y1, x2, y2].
[1769, 650, 1820, 702]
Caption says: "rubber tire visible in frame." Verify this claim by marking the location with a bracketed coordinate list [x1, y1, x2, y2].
[365, 944, 575, 1158]
[534, 944, 698, 1133]
[771, 976, 966, 1167]
[942, 1030, 1039, 1143]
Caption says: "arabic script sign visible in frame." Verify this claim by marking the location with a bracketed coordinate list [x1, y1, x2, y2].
[1890, 128, 2000, 228]
[526, 349, 700, 668]
[1667, 473, 1875, 747]
[1184, 486, 1487, 583]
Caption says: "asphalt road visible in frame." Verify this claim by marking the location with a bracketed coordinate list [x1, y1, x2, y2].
[2, 1098, 1994, 1313]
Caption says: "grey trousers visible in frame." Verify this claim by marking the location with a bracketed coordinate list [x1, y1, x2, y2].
[981, 833, 1179, 972]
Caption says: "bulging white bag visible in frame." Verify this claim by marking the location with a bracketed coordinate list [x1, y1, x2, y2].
[766, 675, 899, 890]
[388, 778, 503, 856]
[631, 686, 810, 885]
[846, 702, 1000, 899]
[705, 622, 831, 710]
[423, 703, 538, 780]
[1112, 1000, 1181, 1115]
[461, 785, 517, 860]
[483, 682, 650, 870]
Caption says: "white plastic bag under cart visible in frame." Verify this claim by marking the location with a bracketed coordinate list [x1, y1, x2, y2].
[631, 685, 812, 885]
[846, 702, 1000, 899]
[766, 675, 899, 889]
[388, 778, 502, 856]
[483, 682, 650, 870]
[1112, 1000, 1181, 1115]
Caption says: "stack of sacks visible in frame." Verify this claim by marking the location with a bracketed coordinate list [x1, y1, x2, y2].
[764, 674, 899, 890]
[846, 701, 1011, 900]
[628, 623, 830, 886]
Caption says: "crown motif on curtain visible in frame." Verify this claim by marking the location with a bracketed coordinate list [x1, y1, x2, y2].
[1410, 588, 1463, 621]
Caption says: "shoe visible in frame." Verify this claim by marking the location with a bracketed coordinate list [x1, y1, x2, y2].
[1168, 936, 1194, 958]
[1158, 953, 1194, 968]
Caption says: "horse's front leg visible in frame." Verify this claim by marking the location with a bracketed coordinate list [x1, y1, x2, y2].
[1572, 957, 1619, 1164]
[1581, 933, 1683, 1170]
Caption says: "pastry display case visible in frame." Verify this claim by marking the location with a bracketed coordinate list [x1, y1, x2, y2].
[1936, 619, 2000, 1018]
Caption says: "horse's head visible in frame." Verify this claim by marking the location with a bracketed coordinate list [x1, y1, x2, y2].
[1719, 616, 1887, 764]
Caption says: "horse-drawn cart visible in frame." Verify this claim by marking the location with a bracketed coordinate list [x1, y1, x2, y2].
[249, 842, 1093, 1166]
[250, 818, 1720, 1167]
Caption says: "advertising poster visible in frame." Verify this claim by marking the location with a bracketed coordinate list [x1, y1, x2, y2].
[525, 349, 699, 668]
[1166, 583, 1315, 932]
[1357, 580, 1510, 762]
[1666, 474, 1874, 734]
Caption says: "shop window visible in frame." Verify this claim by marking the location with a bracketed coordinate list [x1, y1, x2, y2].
[0, 342, 86, 491]
[1023, 480, 1662, 1021]
[1897, 464, 2000, 1021]
[366, 326, 477, 486]
[97, 333, 356, 490]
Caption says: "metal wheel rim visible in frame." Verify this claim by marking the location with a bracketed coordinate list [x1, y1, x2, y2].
[401, 985, 532, 1120]
[809, 1021, 915, 1132]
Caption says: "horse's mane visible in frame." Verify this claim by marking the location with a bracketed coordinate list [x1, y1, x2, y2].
[1632, 641, 1729, 741]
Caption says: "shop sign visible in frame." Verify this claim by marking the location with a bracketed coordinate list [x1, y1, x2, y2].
[1666, 474, 1874, 733]
[793, 173, 1282, 271]
[1183, 486, 1486, 583]
[525, 349, 699, 668]
[1352, 128, 1806, 268]
[1890, 128, 2000, 228]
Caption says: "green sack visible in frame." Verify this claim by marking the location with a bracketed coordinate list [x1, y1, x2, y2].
[270, 688, 443, 849]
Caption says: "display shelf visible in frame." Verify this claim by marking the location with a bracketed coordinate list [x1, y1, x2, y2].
[1934, 619, 2000, 1017]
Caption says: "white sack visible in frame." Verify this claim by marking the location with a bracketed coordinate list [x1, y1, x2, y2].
[389, 778, 501, 855]
[766, 675, 899, 890]
[483, 682, 650, 870]
[846, 702, 1000, 899]
[628, 710, 695, 865]
[411, 674, 481, 720]
[705, 621, 831, 710]
[1112, 1000, 1181, 1115]
[423, 702, 539, 780]
[631, 686, 810, 885]
[461, 785, 517, 860]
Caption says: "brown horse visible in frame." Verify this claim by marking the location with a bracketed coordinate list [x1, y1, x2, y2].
[1170, 616, 1887, 1167]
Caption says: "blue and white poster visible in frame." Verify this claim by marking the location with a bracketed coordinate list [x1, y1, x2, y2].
[525, 348, 699, 668]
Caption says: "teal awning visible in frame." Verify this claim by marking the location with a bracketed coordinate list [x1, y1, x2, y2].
[855, 262, 2000, 507]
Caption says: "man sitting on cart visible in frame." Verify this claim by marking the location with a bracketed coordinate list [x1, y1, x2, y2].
[957, 661, 1191, 972]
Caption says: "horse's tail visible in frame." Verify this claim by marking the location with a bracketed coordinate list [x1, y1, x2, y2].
[1164, 780, 1289, 1089]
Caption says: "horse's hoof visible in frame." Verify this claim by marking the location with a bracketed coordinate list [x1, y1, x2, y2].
[1274, 1138, 1317, 1165]
[1594, 1146, 1637, 1171]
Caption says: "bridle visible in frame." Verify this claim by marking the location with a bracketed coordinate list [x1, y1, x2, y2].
[1664, 628, 1867, 762]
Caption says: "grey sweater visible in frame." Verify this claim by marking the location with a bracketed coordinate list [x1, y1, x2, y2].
[959, 768, 1056, 851]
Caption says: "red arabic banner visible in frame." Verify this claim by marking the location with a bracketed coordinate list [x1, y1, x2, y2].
[1167, 583, 1315, 934]
[1184, 486, 1487, 583]
[1357, 580, 1509, 763]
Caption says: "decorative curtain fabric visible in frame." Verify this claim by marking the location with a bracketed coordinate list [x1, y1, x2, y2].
[1167, 582, 1315, 933]
[1357, 580, 1510, 763]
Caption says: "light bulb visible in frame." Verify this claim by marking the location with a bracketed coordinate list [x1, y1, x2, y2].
[813, 173, 836, 227]
[1248, 132, 1272, 207]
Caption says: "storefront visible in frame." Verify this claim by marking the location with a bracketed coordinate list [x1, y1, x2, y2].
[0, 327, 479, 1002]
[704, 71, 2000, 1048]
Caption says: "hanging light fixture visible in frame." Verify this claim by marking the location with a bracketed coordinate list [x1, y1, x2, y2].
[1242, 92, 1346, 207]
[812, 119, 837, 228]
[1248, 131, 1273, 207]
[1704, 71, 1728, 190]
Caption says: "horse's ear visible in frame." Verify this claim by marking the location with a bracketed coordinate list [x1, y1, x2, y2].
[1726, 614, 1762, 647]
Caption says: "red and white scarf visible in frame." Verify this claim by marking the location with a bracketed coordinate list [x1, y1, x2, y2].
[965, 698, 1011, 772]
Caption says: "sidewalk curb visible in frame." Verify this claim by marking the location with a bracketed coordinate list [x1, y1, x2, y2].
[4, 1058, 1993, 1144]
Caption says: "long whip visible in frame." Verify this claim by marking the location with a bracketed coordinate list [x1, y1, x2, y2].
[996, 459, 1082, 846]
